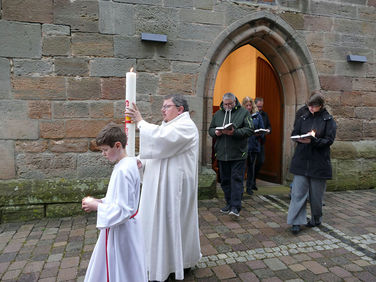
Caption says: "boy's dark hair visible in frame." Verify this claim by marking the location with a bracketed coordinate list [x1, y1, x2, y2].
[307, 93, 325, 107]
[96, 122, 127, 148]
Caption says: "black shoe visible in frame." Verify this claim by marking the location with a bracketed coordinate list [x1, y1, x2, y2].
[291, 225, 300, 234]
[306, 217, 321, 228]
[252, 186, 258, 191]
[246, 188, 253, 195]
[229, 207, 240, 217]
[220, 205, 231, 214]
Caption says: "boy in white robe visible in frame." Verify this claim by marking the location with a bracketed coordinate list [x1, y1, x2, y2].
[82, 123, 147, 282]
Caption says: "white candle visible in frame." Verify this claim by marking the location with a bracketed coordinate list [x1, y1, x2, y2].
[125, 69, 136, 157]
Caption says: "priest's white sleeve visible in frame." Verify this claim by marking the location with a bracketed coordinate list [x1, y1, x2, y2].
[138, 113, 198, 159]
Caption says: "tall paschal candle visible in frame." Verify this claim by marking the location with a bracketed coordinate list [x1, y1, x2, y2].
[125, 68, 136, 157]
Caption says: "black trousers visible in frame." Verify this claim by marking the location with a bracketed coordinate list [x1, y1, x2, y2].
[246, 152, 257, 190]
[218, 159, 246, 211]
[255, 144, 265, 176]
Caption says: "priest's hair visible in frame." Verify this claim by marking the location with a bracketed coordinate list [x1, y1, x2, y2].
[96, 122, 127, 148]
[165, 94, 189, 112]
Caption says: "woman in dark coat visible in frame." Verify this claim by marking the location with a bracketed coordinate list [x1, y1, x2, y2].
[287, 93, 337, 234]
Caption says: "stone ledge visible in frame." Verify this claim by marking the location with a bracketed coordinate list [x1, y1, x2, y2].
[0, 171, 218, 222]
[198, 168, 217, 200]
[0, 178, 109, 206]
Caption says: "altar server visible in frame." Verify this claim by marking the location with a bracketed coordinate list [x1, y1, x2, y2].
[82, 123, 147, 282]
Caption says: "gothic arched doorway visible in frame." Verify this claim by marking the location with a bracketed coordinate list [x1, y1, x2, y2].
[199, 11, 320, 185]
[211, 46, 283, 184]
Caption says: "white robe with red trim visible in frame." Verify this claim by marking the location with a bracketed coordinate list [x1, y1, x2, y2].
[84, 157, 147, 282]
[137, 112, 201, 281]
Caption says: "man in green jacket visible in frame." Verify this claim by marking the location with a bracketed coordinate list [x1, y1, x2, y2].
[209, 92, 254, 217]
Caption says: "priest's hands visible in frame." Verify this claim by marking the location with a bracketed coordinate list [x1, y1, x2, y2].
[82, 196, 100, 213]
[125, 102, 143, 124]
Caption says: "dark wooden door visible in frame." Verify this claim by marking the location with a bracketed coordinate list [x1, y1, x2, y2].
[256, 57, 283, 183]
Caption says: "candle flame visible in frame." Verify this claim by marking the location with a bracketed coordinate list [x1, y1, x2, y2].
[130, 67, 134, 72]
[311, 130, 316, 137]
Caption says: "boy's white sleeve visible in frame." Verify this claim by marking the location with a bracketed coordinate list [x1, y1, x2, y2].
[96, 167, 138, 229]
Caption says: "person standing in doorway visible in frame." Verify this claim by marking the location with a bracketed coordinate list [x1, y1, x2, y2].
[242, 97, 265, 195]
[209, 92, 253, 217]
[287, 93, 336, 234]
[254, 97, 271, 190]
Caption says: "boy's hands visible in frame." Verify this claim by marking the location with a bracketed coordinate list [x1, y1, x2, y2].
[82, 197, 100, 213]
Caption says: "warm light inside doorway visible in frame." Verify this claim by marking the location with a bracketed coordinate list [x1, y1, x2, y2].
[213, 45, 270, 106]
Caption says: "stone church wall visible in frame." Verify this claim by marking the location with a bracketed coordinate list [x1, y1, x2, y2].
[0, 0, 375, 221]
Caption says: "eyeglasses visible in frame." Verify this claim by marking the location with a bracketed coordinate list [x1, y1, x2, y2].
[161, 104, 178, 110]
[223, 102, 234, 107]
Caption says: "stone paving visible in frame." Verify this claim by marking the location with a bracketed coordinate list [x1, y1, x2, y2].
[1, 189, 376, 281]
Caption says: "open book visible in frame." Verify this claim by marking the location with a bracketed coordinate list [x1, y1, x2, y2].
[291, 131, 316, 140]
[254, 128, 270, 134]
[216, 123, 233, 131]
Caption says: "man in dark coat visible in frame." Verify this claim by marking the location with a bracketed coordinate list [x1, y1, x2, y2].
[209, 93, 253, 217]
[287, 93, 336, 234]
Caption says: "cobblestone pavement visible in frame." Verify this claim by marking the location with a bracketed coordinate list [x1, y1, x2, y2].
[1, 189, 376, 281]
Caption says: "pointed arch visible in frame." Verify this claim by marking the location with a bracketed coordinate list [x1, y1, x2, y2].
[198, 11, 319, 182]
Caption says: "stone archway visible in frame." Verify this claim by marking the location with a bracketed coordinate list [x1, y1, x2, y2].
[198, 11, 320, 183]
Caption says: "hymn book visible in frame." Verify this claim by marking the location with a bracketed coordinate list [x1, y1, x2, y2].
[254, 128, 270, 133]
[291, 130, 316, 140]
[216, 123, 234, 131]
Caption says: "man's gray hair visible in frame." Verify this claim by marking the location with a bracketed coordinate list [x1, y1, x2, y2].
[223, 92, 236, 101]
[164, 94, 189, 112]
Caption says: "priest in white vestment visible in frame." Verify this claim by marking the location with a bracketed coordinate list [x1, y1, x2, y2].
[126, 94, 201, 281]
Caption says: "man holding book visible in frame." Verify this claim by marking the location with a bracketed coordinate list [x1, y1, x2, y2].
[209, 92, 253, 217]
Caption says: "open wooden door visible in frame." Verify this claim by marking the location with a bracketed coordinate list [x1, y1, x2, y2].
[256, 57, 283, 183]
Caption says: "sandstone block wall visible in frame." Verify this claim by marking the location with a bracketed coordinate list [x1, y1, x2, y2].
[0, 0, 375, 221]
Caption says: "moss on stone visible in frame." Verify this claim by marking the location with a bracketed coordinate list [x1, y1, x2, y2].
[198, 168, 217, 200]
[331, 141, 357, 159]
[356, 141, 376, 159]
[0, 178, 108, 206]
[1, 205, 44, 223]
[46, 203, 84, 218]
